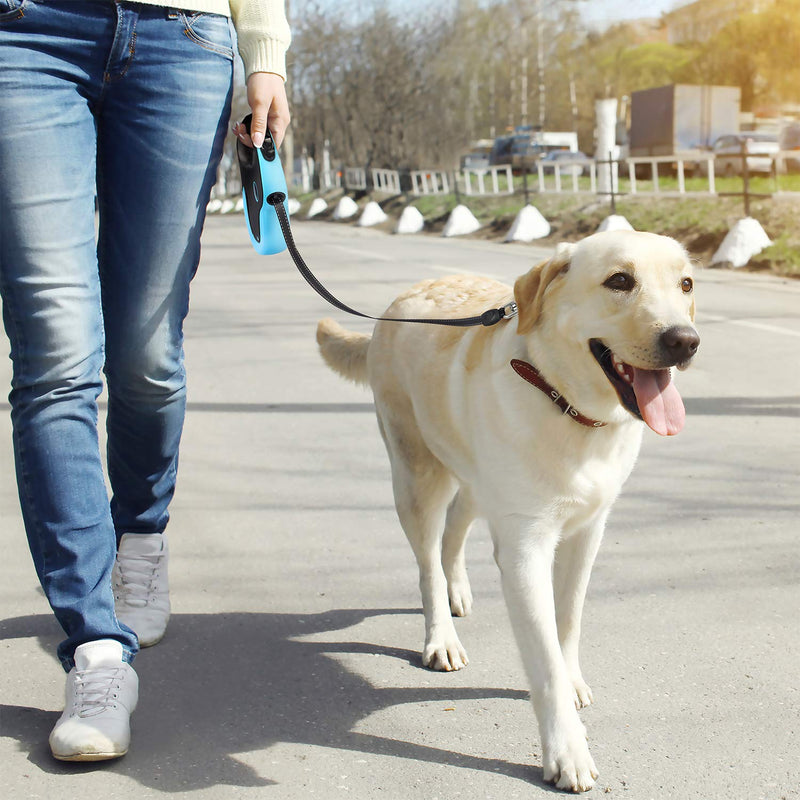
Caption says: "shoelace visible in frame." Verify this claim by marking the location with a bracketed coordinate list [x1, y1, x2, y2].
[73, 667, 125, 718]
[114, 552, 163, 608]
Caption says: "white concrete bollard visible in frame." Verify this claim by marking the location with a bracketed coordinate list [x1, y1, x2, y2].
[442, 204, 481, 237]
[306, 198, 328, 219]
[395, 206, 425, 234]
[598, 215, 634, 233]
[505, 205, 550, 242]
[711, 217, 772, 268]
[358, 201, 388, 227]
[332, 196, 359, 220]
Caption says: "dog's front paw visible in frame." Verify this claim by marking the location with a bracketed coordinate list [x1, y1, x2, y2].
[542, 728, 598, 793]
[422, 628, 469, 671]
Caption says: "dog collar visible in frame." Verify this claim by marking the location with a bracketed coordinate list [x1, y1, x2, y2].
[510, 359, 607, 428]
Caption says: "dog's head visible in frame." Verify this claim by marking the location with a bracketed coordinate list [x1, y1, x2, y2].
[513, 230, 698, 436]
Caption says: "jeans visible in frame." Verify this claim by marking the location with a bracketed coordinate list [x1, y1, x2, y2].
[0, 0, 233, 669]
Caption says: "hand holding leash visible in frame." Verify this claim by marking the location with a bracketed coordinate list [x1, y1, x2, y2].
[232, 72, 290, 148]
[235, 113, 290, 256]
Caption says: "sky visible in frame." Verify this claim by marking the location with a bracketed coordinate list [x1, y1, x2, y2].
[303, 0, 686, 26]
[579, 0, 682, 27]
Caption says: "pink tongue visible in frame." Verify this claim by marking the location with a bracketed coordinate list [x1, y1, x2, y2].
[631, 368, 685, 436]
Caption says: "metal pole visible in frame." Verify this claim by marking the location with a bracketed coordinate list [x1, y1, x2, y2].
[283, 0, 294, 188]
[520, 24, 528, 128]
[536, 0, 545, 128]
[608, 150, 616, 214]
[523, 164, 529, 205]
[741, 141, 751, 217]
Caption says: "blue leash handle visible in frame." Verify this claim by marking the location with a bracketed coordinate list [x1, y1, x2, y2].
[236, 114, 289, 255]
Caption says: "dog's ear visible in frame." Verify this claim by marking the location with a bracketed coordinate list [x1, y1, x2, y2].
[514, 243, 574, 335]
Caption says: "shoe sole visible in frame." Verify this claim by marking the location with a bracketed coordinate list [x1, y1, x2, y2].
[52, 749, 128, 762]
[115, 612, 169, 648]
[137, 629, 166, 648]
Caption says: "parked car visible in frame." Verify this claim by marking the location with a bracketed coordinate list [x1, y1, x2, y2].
[510, 138, 549, 171]
[488, 134, 542, 170]
[778, 122, 800, 172]
[460, 150, 491, 170]
[539, 149, 591, 177]
[707, 133, 779, 176]
[489, 134, 527, 167]
[492, 135, 553, 171]
[460, 139, 493, 171]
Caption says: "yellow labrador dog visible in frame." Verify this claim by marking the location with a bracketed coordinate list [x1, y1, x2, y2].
[316, 230, 699, 793]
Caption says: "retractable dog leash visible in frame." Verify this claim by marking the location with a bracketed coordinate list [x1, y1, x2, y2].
[236, 115, 290, 255]
[236, 116, 518, 328]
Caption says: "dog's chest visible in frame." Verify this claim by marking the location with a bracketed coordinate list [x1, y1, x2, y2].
[556, 429, 642, 510]
[527, 418, 641, 497]
[470, 423, 642, 526]
[567, 457, 628, 508]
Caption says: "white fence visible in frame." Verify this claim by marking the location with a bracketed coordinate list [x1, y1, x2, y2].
[410, 170, 450, 195]
[327, 151, 799, 200]
[617, 151, 799, 196]
[462, 165, 514, 196]
[535, 159, 597, 194]
[623, 153, 715, 196]
[344, 167, 367, 191]
[319, 169, 341, 190]
[372, 168, 401, 194]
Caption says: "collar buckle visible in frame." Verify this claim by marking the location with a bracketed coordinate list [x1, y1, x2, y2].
[502, 301, 518, 320]
[510, 358, 608, 429]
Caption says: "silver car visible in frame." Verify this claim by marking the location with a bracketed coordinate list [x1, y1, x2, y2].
[710, 133, 779, 176]
[539, 149, 592, 177]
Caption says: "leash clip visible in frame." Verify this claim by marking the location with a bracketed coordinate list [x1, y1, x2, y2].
[502, 302, 518, 320]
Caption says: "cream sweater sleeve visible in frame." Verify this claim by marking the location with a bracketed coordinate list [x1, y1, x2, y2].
[229, 0, 291, 81]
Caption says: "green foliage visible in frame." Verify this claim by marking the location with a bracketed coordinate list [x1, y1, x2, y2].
[757, 233, 800, 276]
[670, 0, 800, 110]
[614, 43, 698, 93]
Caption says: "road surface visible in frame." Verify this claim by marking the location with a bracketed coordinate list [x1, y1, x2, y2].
[2, 216, 798, 799]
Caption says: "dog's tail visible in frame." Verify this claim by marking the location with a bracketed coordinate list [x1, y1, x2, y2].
[316, 318, 371, 386]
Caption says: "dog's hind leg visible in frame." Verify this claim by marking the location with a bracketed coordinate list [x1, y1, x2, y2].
[441, 486, 476, 617]
[396, 464, 468, 672]
[377, 411, 468, 672]
[554, 514, 607, 710]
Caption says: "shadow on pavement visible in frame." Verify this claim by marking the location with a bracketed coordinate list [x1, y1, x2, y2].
[1, 609, 552, 793]
[683, 395, 800, 417]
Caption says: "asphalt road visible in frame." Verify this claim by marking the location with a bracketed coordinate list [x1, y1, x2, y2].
[1, 215, 798, 800]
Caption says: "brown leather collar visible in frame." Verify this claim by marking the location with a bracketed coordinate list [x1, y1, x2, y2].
[510, 359, 607, 428]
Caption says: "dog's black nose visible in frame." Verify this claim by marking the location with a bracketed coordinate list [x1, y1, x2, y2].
[660, 326, 700, 364]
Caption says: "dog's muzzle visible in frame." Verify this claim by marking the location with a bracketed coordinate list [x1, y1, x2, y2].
[589, 328, 699, 437]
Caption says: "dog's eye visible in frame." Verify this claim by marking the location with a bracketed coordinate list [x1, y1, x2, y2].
[603, 272, 636, 292]
[681, 277, 694, 293]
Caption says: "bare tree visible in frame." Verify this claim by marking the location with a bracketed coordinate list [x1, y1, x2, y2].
[285, 0, 797, 172]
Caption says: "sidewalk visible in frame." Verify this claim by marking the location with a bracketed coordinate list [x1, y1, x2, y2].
[1, 216, 798, 799]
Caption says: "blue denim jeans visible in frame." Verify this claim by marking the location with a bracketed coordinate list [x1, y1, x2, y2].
[0, 0, 233, 669]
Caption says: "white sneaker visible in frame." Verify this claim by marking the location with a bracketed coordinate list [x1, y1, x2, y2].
[49, 639, 138, 761]
[113, 533, 171, 647]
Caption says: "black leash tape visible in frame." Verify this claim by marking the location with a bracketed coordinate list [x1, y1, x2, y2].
[266, 193, 516, 328]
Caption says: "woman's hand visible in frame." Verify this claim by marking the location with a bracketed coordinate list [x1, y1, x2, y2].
[232, 71, 290, 149]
